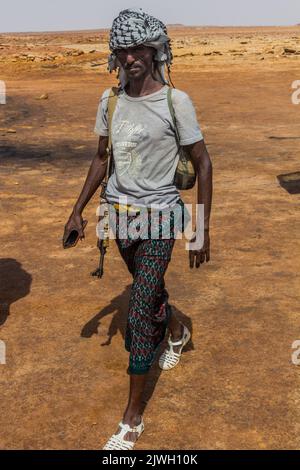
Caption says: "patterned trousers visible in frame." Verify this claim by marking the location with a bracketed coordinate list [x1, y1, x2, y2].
[113, 205, 181, 375]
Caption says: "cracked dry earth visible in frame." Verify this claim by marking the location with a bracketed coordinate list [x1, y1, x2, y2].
[0, 26, 300, 449]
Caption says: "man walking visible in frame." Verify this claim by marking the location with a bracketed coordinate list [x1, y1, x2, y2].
[64, 8, 212, 450]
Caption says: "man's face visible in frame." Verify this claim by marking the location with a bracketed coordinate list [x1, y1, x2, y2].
[114, 45, 155, 79]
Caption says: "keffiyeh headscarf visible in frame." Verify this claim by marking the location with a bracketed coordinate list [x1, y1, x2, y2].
[108, 8, 173, 88]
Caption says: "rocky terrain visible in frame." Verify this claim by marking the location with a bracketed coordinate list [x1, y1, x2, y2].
[0, 26, 300, 450]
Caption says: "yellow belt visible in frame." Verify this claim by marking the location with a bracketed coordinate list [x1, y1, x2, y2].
[113, 203, 146, 215]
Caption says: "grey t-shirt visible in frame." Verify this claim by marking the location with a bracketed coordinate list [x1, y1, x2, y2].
[94, 84, 203, 208]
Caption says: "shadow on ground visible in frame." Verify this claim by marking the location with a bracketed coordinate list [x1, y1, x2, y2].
[0, 258, 32, 326]
[81, 284, 194, 413]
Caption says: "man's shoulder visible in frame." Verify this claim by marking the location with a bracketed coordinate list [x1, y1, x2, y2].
[100, 88, 112, 102]
[101, 86, 123, 103]
[170, 87, 191, 106]
[97, 88, 114, 114]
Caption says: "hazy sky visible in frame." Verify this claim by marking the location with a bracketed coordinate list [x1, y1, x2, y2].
[1, 0, 300, 33]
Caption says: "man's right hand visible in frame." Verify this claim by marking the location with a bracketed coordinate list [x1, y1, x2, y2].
[63, 211, 85, 245]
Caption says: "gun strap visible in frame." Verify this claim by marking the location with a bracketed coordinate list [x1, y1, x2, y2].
[106, 86, 120, 180]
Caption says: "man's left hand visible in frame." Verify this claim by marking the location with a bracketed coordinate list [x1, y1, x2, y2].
[189, 229, 210, 268]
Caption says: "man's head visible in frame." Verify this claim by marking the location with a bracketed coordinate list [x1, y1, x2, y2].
[107, 8, 173, 88]
[114, 44, 156, 81]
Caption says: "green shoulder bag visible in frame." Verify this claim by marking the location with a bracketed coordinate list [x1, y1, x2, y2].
[167, 87, 196, 190]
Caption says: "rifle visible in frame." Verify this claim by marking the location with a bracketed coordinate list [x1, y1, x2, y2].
[91, 87, 119, 279]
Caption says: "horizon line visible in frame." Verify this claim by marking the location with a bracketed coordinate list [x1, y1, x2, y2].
[1, 23, 300, 34]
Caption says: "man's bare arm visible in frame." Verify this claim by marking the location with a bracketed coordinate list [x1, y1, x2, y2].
[73, 135, 109, 215]
[183, 139, 213, 267]
[184, 139, 212, 230]
[63, 135, 109, 240]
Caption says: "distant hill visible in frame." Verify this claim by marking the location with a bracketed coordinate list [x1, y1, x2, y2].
[167, 24, 186, 28]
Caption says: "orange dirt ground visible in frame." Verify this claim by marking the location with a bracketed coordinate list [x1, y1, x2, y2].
[0, 26, 300, 449]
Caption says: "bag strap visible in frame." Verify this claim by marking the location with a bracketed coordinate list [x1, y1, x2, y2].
[107, 87, 119, 151]
[106, 86, 119, 179]
[167, 87, 181, 147]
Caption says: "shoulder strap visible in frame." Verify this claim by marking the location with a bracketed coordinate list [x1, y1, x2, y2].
[107, 86, 119, 152]
[167, 87, 180, 146]
[106, 86, 119, 179]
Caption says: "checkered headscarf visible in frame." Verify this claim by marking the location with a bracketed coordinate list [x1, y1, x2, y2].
[108, 8, 173, 88]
